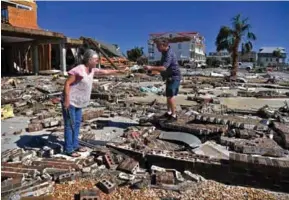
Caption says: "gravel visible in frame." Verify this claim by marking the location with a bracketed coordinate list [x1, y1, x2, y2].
[51, 178, 289, 200]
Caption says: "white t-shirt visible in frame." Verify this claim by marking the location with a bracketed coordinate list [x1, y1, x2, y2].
[68, 64, 100, 108]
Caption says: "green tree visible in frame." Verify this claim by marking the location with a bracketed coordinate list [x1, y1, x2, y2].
[215, 14, 256, 77]
[136, 56, 148, 65]
[206, 57, 214, 66]
[127, 47, 144, 62]
[273, 48, 285, 68]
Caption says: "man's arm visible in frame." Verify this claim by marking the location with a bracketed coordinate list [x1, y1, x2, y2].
[147, 66, 166, 72]
[145, 51, 172, 72]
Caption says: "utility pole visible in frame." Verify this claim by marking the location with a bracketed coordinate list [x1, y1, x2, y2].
[98, 43, 101, 69]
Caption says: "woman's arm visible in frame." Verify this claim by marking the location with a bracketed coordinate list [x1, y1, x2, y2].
[95, 68, 129, 75]
[144, 65, 166, 72]
[63, 75, 76, 109]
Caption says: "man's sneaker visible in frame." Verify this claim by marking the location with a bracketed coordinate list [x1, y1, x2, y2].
[166, 115, 178, 123]
[160, 112, 171, 119]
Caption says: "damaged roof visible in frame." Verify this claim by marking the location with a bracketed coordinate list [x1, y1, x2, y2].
[80, 36, 125, 58]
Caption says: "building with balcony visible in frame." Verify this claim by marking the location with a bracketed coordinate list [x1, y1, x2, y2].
[208, 51, 230, 57]
[257, 47, 287, 67]
[207, 51, 231, 65]
[238, 51, 258, 63]
[207, 51, 258, 66]
[147, 32, 206, 65]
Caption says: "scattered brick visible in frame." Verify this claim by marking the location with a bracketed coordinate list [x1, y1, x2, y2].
[117, 157, 139, 174]
[20, 195, 54, 200]
[27, 123, 43, 132]
[155, 171, 175, 185]
[79, 189, 101, 200]
[97, 179, 116, 194]
[103, 154, 116, 169]
[82, 109, 104, 121]
[57, 172, 80, 183]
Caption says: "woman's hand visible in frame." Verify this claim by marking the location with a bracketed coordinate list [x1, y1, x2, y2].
[64, 98, 70, 110]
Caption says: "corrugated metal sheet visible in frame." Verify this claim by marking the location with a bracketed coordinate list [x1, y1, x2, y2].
[159, 131, 201, 148]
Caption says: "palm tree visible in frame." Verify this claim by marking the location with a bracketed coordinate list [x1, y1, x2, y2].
[215, 14, 256, 77]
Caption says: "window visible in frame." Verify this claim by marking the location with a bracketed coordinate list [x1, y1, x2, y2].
[1, 8, 8, 23]
[178, 43, 182, 49]
[148, 47, 154, 53]
[270, 58, 272, 62]
[169, 34, 173, 38]
[266, 58, 268, 62]
[15, 4, 32, 10]
[276, 58, 279, 61]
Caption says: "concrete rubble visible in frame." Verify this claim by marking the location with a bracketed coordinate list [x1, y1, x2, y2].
[1, 71, 289, 200]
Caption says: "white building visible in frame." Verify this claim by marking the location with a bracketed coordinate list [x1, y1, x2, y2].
[148, 32, 206, 64]
[258, 47, 287, 67]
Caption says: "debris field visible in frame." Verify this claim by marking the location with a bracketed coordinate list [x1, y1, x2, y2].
[1, 70, 289, 200]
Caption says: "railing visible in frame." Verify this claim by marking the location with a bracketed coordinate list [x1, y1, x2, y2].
[1, 8, 9, 24]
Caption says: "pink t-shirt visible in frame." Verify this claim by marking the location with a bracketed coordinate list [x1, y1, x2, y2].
[68, 65, 100, 108]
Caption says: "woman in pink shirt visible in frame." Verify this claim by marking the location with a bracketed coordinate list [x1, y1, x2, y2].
[62, 49, 128, 157]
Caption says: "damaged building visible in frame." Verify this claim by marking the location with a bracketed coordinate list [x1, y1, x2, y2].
[1, 0, 129, 76]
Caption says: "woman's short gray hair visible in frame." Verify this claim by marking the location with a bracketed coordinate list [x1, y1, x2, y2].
[83, 49, 98, 64]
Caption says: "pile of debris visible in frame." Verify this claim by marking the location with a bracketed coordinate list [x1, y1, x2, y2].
[2, 73, 289, 200]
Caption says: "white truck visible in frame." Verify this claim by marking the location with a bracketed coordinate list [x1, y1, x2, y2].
[238, 62, 254, 71]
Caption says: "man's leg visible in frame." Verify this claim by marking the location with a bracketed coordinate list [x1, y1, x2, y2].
[166, 97, 172, 115]
[166, 80, 180, 120]
[167, 96, 176, 116]
[164, 82, 173, 117]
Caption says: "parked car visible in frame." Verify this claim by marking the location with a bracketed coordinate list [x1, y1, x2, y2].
[221, 62, 253, 71]
[184, 61, 207, 68]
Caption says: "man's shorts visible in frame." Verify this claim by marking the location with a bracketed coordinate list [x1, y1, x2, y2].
[166, 79, 180, 97]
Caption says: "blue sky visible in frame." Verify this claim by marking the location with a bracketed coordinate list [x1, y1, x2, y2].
[37, 1, 289, 56]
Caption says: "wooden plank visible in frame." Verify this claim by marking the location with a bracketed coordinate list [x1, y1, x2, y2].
[66, 37, 83, 45]
[48, 44, 51, 70]
[80, 37, 118, 69]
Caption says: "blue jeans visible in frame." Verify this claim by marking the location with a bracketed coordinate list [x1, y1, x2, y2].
[61, 103, 82, 154]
